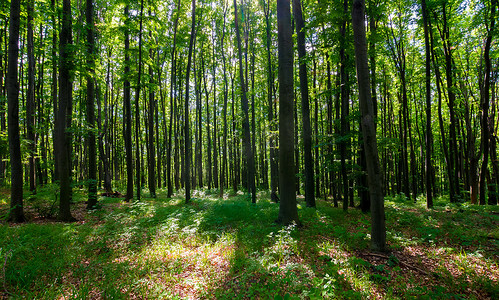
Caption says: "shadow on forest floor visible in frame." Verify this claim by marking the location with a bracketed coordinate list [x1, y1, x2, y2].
[0, 187, 498, 299]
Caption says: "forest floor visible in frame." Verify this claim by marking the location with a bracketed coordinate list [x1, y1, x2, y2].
[0, 186, 498, 299]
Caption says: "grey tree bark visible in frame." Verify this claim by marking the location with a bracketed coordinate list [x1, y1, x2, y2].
[352, 0, 386, 251]
[276, 0, 300, 225]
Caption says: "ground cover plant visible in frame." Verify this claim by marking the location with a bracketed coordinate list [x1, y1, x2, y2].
[0, 188, 498, 299]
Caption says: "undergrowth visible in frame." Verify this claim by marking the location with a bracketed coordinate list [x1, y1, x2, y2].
[0, 189, 497, 299]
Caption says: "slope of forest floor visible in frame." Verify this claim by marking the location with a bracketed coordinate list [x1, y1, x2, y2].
[0, 187, 498, 299]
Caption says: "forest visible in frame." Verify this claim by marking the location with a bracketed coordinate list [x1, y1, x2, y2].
[0, 0, 498, 298]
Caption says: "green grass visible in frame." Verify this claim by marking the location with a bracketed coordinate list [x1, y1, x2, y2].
[0, 188, 498, 299]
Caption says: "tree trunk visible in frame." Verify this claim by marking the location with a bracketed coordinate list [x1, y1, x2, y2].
[234, 0, 256, 203]
[339, 0, 349, 210]
[263, 0, 279, 203]
[184, 0, 196, 203]
[352, 0, 385, 251]
[135, 0, 144, 201]
[421, 0, 433, 208]
[480, 0, 496, 205]
[124, 4, 133, 201]
[7, 0, 25, 222]
[147, 39, 156, 198]
[57, 0, 75, 221]
[26, 0, 36, 193]
[276, 0, 300, 225]
[293, 0, 314, 207]
[86, 0, 98, 209]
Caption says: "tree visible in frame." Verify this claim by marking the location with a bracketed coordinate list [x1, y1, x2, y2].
[184, 0, 197, 203]
[124, 4, 133, 202]
[135, 0, 145, 201]
[86, 0, 98, 209]
[421, 0, 433, 208]
[276, 0, 300, 225]
[7, 0, 24, 223]
[26, 0, 36, 193]
[56, 0, 75, 221]
[234, 0, 256, 204]
[352, 0, 385, 251]
[292, 0, 315, 208]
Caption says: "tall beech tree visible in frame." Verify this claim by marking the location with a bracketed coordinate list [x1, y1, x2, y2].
[7, 0, 24, 222]
[276, 0, 300, 225]
[124, 4, 133, 202]
[234, 0, 256, 204]
[352, 0, 386, 251]
[184, 0, 196, 203]
[86, 0, 97, 209]
[56, 0, 75, 221]
[26, 0, 36, 193]
[293, 0, 315, 208]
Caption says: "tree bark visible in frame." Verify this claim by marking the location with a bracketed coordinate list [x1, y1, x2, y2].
[293, 0, 315, 208]
[480, 0, 496, 205]
[184, 0, 196, 203]
[135, 0, 144, 201]
[352, 0, 385, 251]
[86, 0, 98, 209]
[57, 0, 75, 221]
[263, 0, 279, 203]
[234, 0, 256, 203]
[421, 0, 433, 208]
[7, 0, 25, 222]
[276, 0, 300, 225]
[27, 0, 36, 193]
[124, 4, 133, 201]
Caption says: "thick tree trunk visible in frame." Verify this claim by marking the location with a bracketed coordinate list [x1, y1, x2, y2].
[7, 0, 25, 222]
[276, 0, 300, 225]
[352, 0, 385, 251]
[57, 0, 75, 221]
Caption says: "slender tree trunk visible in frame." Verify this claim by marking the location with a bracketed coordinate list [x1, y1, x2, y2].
[134, 0, 144, 201]
[26, 0, 36, 193]
[124, 4, 133, 201]
[293, 0, 315, 207]
[352, 0, 385, 251]
[51, 0, 59, 182]
[480, 0, 496, 205]
[184, 0, 196, 203]
[442, 4, 460, 202]
[7, 0, 25, 222]
[339, 0, 349, 210]
[263, 0, 279, 203]
[86, 0, 98, 208]
[221, 8, 228, 197]
[147, 40, 156, 198]
[421, 0, 433, 208]
[276, 0, 300, 225]
[234, 0, 256, 203]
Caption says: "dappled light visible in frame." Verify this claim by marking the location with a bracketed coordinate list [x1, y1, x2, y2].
[1, 189, 497, 298]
